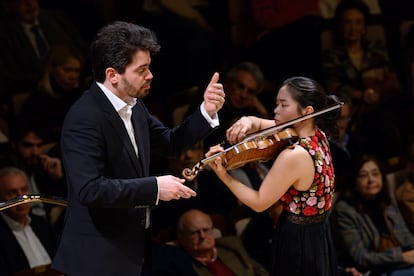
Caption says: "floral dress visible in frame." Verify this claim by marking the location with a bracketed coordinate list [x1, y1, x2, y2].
[271, 129, 338, 276]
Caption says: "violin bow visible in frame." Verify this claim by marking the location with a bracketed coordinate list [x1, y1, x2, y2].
[0, 195, 67, 211]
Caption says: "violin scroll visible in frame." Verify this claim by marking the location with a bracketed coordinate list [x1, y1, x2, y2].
[182, 162, 203, 181]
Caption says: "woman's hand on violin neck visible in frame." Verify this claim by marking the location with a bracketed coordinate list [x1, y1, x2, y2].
[226, 116, 254, 144]
[205, 146, 227, 176]
[205, 144, 224, 158]
[208, 156, 228, 179]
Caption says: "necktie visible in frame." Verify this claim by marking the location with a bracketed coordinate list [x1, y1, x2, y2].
[30, 25, 48, 59]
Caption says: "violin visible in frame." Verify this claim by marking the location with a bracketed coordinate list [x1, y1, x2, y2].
[182, 102, 343, 181]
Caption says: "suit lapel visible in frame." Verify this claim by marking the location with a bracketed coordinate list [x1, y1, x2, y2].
[131, 101, 149, 175]
[90, 84, 143, 175]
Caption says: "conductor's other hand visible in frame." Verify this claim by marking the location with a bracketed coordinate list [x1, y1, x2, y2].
[157, 175, 197, 201]
[203, 72, 225, 117]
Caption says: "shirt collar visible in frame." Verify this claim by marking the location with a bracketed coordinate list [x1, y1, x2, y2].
[21, 20, 40, 33]
[96, 82, 137, 112]
[1, 213, 31, 231]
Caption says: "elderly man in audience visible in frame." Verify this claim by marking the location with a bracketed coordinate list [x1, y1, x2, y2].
[0, 166, 57, 275]
[175, 209, 269, 276]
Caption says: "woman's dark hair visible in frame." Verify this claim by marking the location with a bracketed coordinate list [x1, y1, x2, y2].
[334, 0, 371, 28]
[90, 21, 161, 82]
[282, 76, 341, 139]
[342, 154, 391, 212]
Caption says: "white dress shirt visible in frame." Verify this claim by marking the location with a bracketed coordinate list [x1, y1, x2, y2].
[1, 213, 51, 268]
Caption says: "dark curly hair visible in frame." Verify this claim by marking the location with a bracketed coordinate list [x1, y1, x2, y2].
[90, 21, 161, 82]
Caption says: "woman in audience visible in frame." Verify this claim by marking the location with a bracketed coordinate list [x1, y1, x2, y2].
[18, 43, 89, 141]
[332, 154, 414, 275]
[321, 0, 412, 166]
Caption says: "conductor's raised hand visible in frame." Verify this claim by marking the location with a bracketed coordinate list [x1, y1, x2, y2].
[156, 175, 197, 201]
[203, 72, 225, 117]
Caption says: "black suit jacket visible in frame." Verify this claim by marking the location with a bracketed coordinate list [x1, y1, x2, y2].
[0, 214, 56, 275]
[52, 83, 215, 275]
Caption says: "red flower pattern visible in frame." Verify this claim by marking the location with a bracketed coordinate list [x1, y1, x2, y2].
[281, 129, 334, 216]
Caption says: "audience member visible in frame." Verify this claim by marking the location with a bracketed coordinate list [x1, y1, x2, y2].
[0, 166, 58, 275]
[331, 154, 414, 275]
[0, 0, 88, 99]
[170, 209, 269, 275]
[395, 138, 414, 234]
[4, 120, 66, 229]
[321, 0, 412, 167]
[202, 61, 270, 149]
[18, 43, 89, 141]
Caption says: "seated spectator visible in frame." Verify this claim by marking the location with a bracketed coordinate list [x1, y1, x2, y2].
[201, 61, 270, 149]
[5, 119, 66, 230]
[395, 138, 414, 234]
[331, 154, 414, 275]
[0, 0, 87, 100]
[0, 166, 58, 275]
[321, 0, 412, 167]
[18, 43, 89, 141]
[172, 209, 269, 276]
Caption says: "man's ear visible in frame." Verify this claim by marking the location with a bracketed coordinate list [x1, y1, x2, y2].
[105, 68, 118, 85]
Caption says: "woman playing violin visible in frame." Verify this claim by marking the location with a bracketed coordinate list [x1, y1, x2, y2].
[206, 76, 344, 276]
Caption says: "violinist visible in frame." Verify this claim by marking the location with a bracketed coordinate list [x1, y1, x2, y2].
[206, 76, 342, 276]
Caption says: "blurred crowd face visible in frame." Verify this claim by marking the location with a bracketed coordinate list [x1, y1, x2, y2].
[178, 142, 204, 168]
[227, 71, 259, 110]
[177, 210, 215, 257]
[52, 56, 82, 90]
[356, 160, 383, 200]
[11, 0, 40, 24]
[337, 102, 351, 141]
[0, 172, 31, 223]
[339, 8, 366, 44]
[15, 131, 44, 168]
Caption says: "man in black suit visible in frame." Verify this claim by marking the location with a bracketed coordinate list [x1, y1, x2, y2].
[52, 21, 225, 276]
[0, 166, 57, 275]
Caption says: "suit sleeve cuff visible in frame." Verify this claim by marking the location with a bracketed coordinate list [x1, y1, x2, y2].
[200, 102, 219, 128]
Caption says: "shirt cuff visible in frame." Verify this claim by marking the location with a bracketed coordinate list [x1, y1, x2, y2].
[200, 102, 219, 128]
[155, 178, 160, 205]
